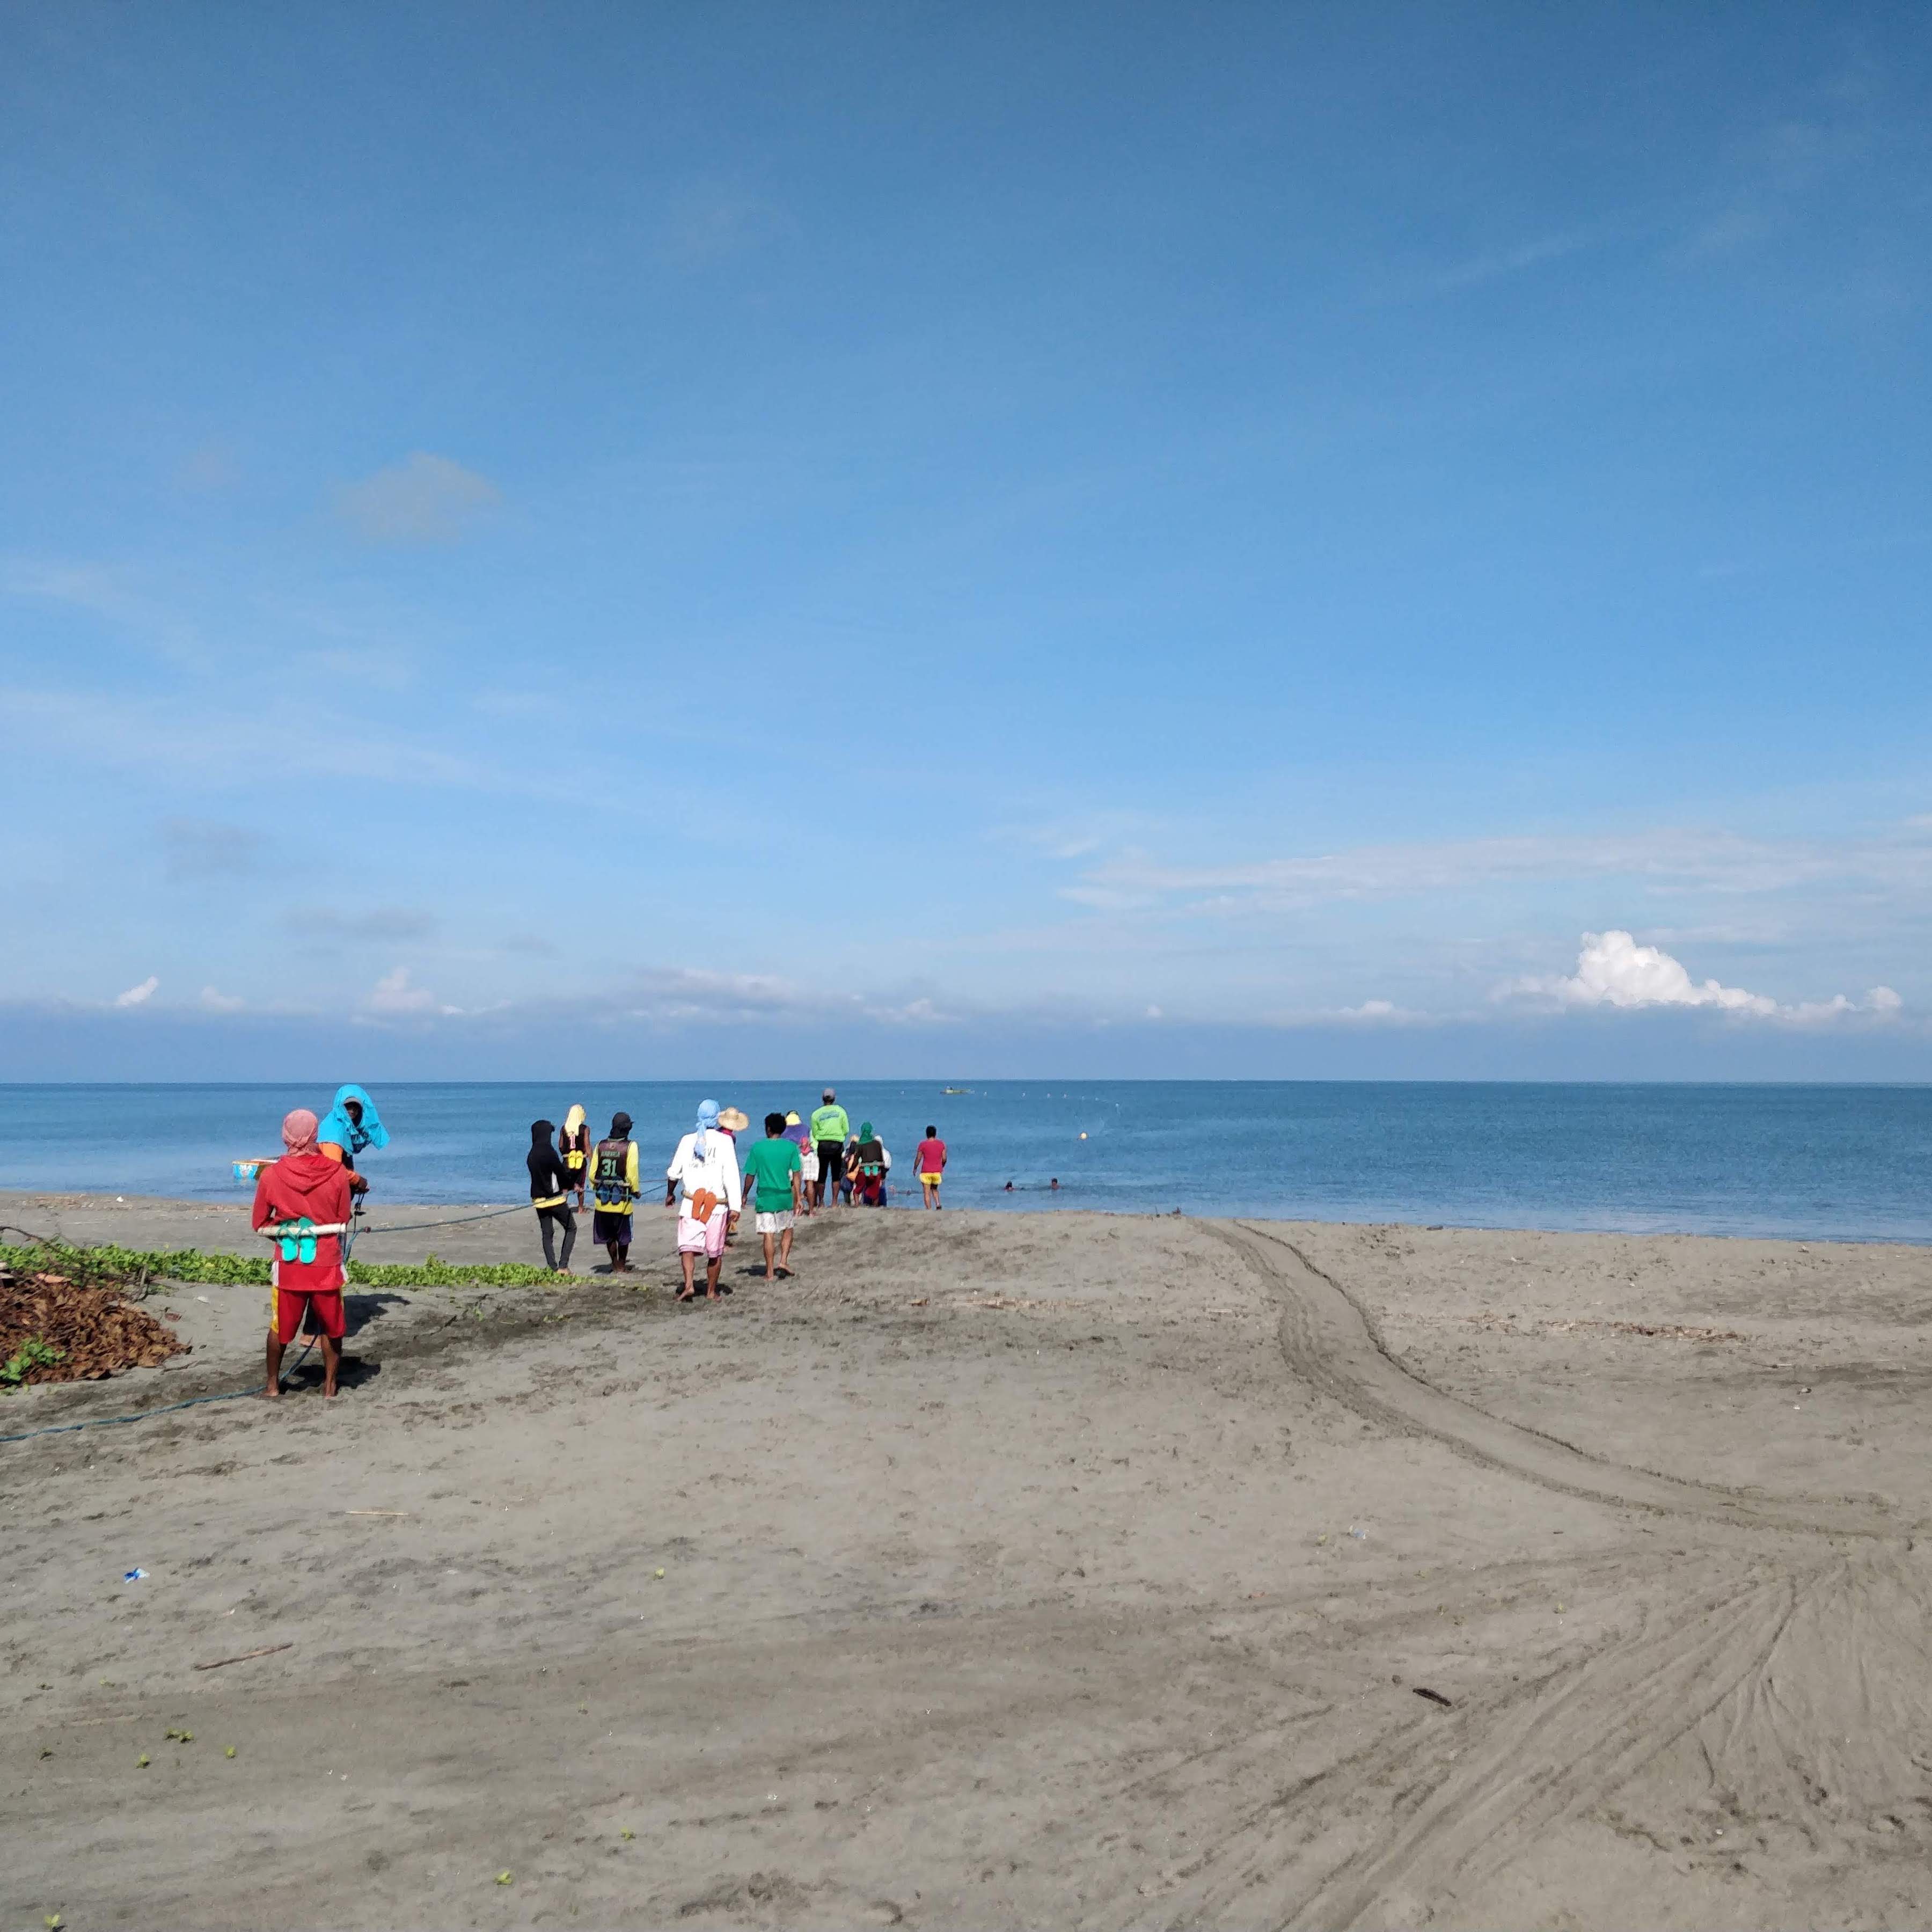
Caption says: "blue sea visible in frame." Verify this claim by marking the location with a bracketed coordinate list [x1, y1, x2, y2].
[1, 1082, 1928, 1242]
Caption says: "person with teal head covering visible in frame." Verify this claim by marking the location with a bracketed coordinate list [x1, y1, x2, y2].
[317, 1084, 389, 1195]
[852, 1121, 890, 1207]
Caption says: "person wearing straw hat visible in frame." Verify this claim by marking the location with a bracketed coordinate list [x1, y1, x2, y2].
[783, 1111, 818, 1216]
[717, 1107, 751, 1243]
[665, 1100, 743, 1300]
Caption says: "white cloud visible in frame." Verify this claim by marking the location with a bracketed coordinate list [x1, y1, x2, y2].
[114, 975, 159, 1007]
[1528, 930, 1777, 1014]
[1335, 998, 1426, 1024]
[1788, 986, 1904, 1024]
[1510, 931, 1904, 1024]
[364, 966, 458, 1016]
[199, 986, 245, 1013]
[333, 453, 501, 545]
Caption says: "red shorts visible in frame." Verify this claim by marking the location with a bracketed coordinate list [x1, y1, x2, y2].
[275, 1288, 345, 1344]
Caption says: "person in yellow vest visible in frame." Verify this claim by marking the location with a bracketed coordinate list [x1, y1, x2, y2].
[590, 1111, 641, 1273]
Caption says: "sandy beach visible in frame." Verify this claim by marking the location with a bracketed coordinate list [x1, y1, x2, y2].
[3, 1192, 1930, 1929]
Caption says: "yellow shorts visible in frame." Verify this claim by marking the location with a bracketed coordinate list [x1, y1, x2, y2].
[919, 1173, 942, 1188]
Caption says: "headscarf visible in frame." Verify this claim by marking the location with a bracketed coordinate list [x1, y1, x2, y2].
[858, 1119, 875, 1143]
[530, 1118, 555, 1146]
[693, 1098, 720, 1159]
[318, 1084, 388, 1155]
[562, 1103, 587, 1147]
[281, 1108, 319, 1156]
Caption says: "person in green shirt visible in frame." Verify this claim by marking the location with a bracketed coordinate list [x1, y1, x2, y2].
[743, 1112, 804, 1277]
[809, 1088, 850, 1209]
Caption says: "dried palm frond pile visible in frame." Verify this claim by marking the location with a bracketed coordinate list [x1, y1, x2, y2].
[0, 1245, 189, 1386]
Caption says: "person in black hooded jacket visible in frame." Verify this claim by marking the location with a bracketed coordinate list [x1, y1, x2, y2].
[528, 1118, 576, 1272]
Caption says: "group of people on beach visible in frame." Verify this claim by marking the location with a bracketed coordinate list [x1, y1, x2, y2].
[525, 1088, 952, 1298]
[247, 1082, 954, 1403]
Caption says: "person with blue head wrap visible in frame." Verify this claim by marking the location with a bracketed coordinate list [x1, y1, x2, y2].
[317, 1084, 388, 1196]
[666, 1099, 742, 1301]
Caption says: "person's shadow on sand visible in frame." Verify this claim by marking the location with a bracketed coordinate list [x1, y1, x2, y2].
[341, 1291, 408, 1338]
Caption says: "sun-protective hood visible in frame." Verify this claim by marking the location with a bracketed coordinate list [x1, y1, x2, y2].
[319, 1084, 389, 1155]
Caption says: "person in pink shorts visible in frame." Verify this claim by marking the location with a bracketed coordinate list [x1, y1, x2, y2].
[665, 1099, 742, 1300]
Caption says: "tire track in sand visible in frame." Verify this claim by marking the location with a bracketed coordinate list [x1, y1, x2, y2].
[1122, 1221, 1932, 1928]
[1214, 1219, 1910, 1538]
[1103, 1545, 1932, 1930]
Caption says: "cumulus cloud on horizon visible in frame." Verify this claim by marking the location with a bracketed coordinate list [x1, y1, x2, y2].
[363, 965, 460, 1018]
[1335, 999, 1428, 1024]
[1510, 930, 1901, 1022]
[114, 975, 159, 1007]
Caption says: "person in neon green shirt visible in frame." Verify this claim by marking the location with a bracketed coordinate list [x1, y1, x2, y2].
[808, 1088, 850, 1210]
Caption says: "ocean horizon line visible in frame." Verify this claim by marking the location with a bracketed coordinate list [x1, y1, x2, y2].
[5, 1075, 1931, 1091]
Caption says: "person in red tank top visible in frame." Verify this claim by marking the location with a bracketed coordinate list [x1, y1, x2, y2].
[253, 1108, 354, 1399]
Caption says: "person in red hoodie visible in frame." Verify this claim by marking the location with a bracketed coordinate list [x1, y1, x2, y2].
[253, 1108, 354, 1400]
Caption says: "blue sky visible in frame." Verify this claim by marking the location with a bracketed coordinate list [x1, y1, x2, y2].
[3, 2, 1930, 1079]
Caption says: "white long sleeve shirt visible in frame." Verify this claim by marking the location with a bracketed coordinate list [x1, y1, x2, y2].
[666, 1130, 743, 1213]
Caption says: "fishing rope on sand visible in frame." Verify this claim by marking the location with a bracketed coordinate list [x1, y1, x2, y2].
[0, 1333, 319, 1447]
[354, 1202, 530, 1236]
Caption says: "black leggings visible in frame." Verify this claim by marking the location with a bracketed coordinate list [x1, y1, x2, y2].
[536, 1203, 576, 1271]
